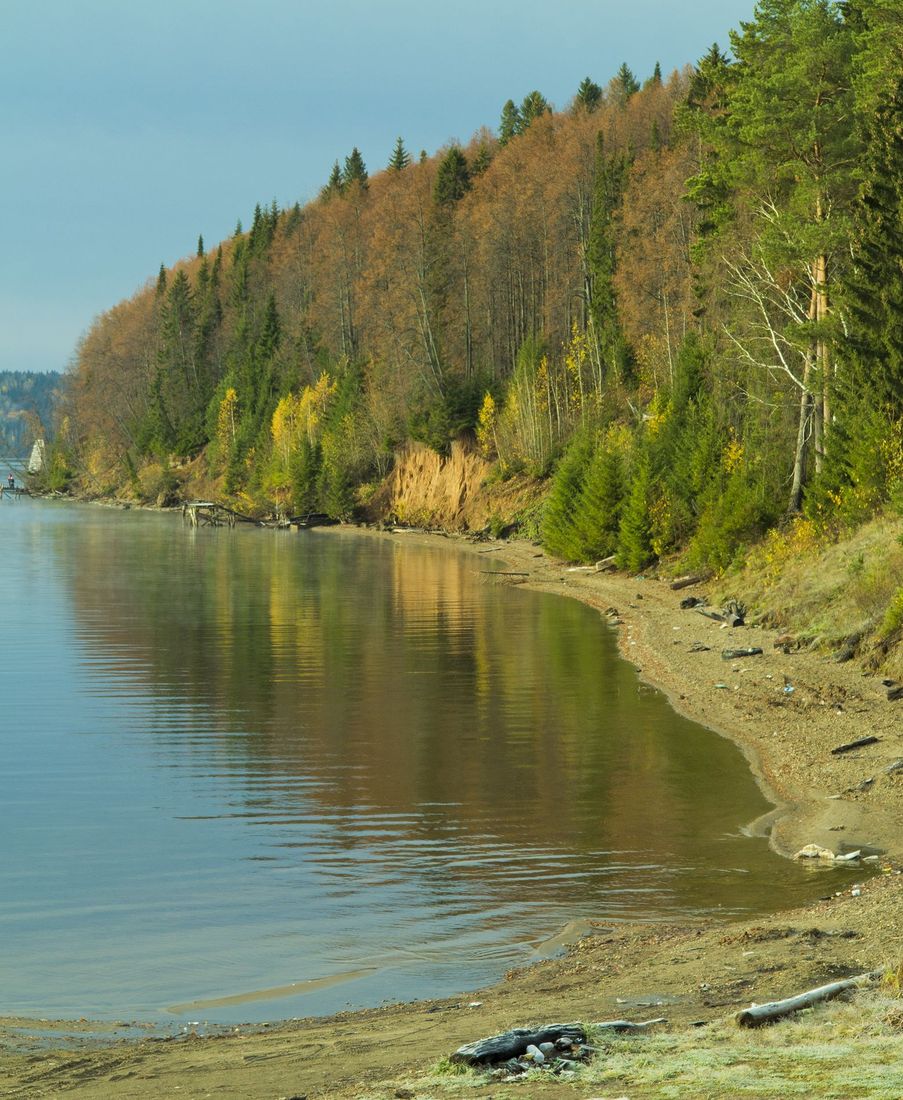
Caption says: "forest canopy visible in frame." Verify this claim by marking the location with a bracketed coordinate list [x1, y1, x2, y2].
[60, 0, 903, 571]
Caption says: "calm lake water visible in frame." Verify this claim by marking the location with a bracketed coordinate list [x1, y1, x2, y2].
[1, 502, 846, 1024]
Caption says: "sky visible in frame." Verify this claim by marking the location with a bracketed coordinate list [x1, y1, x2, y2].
[1, 0, 756, 375]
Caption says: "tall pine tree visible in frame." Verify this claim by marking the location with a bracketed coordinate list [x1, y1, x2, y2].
[388, 136, 411, 170]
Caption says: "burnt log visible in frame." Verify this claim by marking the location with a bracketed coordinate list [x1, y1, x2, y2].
[450, 1023, 586, 1066]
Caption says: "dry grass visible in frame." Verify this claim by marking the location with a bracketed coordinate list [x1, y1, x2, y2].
[726, 514, 903, 663]
[410, 986, 903, 1099]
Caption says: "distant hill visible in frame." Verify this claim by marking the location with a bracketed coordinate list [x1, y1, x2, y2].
[0, 371, 63, 456]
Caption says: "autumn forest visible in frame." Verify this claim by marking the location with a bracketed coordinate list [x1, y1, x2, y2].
[57, 0, 903, 573]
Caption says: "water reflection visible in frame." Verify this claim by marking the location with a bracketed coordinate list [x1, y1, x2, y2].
[1, 504, 849, 1022]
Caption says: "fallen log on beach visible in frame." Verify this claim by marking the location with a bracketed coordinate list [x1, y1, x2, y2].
[736, 974, 873, 1027]
[671, 572, 708, 590]
[450, 1022, 586, 1065]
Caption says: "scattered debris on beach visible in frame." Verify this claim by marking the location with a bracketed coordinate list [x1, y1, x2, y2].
[448, 1018, 666, 1081]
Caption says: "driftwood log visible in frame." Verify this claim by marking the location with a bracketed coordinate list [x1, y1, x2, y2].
[736, 974, 872, 1027]
[831, 735, 880, 755]
[722, 647, 763, 660]
[450, 1023, 586, 1065]
[671, 572, 708, 591]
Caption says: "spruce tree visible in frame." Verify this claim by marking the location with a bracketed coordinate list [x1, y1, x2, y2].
[541, 432, 594, 560]
[643, 61, 663, 89]
[343, 147, 369, 189]
[156, 264, 167, 298]
[321, 160, 344, 200]
[196, 234, 205, 258]
[681, 44, 735, 250]
[587, 133, 630, 377]
[844, 73, 903, 413]
[471, 143, 492, 176]
[291, 438, 322, 513]
[614, 63, 640, 104]
[158, 270, 198, 435]
[574, 434, 625, 559]
[617, 452, 654, 571]
[434, 146, 471, 206]
[498, 99, 522, 145]
[520, 90, 551, 128]
[388, 135, 411, 170]
[575, 77, 602, 112]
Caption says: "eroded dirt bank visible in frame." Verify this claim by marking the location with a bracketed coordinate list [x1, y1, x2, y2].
[3, 526, 901, 1099]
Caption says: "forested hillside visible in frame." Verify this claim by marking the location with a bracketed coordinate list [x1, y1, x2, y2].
[61, 0, 903, 576]
[0, 371, 61, 456]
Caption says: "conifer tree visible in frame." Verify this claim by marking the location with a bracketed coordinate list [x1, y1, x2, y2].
[343, 147, 369, 189]
[574, 432, 626, 559]
[471, 143, 492, 176]
[650, 119, 663, 151]
[434, 146, 471, 206]
[257, 292, 281, 362]
[587, 133, 630, 377]
[155, 263, 168, 298]
[498, 99, 522, 145]
[388, 135, 411, 170]
[844, 72, 903, 412]
[617, 452, 654, 571]
[197, 234, 205, 258]
[142, 370, 176, 455]
[575, 77, 602, 112]
[321, 160, 344, 200]
[291, 437, 322, 512]
[520, 90, 551, 128]
[541, 432, 594, 560]
[643, 61, 663, 89]
[681, 44, 735, 250]
[614, 63, 640, 104]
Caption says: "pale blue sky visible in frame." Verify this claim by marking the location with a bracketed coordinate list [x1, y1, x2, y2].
[1, 0, 755, 374]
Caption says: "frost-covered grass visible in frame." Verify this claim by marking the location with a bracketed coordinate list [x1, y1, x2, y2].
[582, 998, 903, 1098]
[408, 991, 903, 1099]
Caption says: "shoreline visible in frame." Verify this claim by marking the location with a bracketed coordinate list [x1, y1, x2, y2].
[340, 524, 903, 865]
[3, 517, 902, 1098]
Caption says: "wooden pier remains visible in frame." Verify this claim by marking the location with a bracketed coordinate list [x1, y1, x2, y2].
[181, 502, 341, 530]
[0, 486, 31, 501]
[181, 501, 259, 528]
